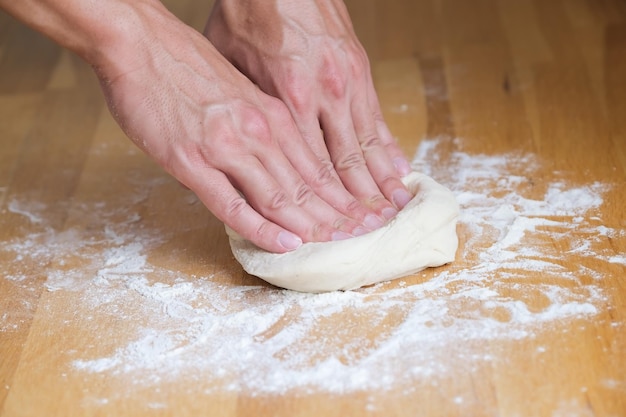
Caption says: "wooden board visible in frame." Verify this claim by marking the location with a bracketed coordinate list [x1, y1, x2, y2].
[1, 1, 625, 416]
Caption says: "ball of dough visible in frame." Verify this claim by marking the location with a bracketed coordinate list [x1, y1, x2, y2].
[226, 172, 459, 293]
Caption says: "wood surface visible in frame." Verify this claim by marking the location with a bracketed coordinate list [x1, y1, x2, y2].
[1, 0, 625, 416]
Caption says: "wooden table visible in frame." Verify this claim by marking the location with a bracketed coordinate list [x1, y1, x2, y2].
[1, 1, 625, 416]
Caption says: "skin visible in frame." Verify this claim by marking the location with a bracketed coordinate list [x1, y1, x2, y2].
[0, 0, 412, 253]
[205, 0, 413, 215]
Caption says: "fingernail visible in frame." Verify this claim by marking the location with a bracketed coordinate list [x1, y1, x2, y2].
[393, 157, 412, 176]
[278, 231, 302, 251]
[332, 231, 353, 241]
[363, 214, 384, 230]
[382, 207, 398, 220]
[352, 226, 369, 236]
[392, 189, 413, 209]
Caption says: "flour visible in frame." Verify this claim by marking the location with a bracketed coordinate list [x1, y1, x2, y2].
[0, 137, 621, 399]
[7, 198, 46, 225]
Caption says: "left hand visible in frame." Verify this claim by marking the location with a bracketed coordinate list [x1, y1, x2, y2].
[204, 0, 413, 221]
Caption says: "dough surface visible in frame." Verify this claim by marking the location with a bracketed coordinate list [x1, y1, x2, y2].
[226, 172, 459, 293]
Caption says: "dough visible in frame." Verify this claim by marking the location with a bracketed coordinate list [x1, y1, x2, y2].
[226, 172, 459, 293]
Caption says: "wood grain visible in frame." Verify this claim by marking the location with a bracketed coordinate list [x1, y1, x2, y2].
[1, 1, 625, 416]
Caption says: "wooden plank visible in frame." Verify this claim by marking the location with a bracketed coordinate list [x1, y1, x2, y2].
[441, 0, 535, 154]
[373, 58, 427, 156]
[0, 34, 102, 412]
[0, 23, 60, 94]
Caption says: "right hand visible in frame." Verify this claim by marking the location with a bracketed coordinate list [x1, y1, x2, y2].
[95, 4, 383, 253]
[205, 0, 414, 222]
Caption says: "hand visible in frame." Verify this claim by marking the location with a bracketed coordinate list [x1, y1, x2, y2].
[95, 3, 380, 252]
[204, 0, 414, 220]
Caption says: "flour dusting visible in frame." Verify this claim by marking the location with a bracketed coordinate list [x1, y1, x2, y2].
[0, 138, 621, 399]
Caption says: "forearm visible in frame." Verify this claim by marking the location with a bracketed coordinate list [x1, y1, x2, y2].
[0, 0, 171, 76]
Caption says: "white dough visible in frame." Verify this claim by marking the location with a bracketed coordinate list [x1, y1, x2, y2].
[226, 172, 459, 293]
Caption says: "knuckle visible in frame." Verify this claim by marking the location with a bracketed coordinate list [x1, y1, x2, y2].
[367, 193, 389, 209]
[293, 183, 314, 206]
[269, 189, 290, 211]
[381, 175, 402, 192]
[345, 198, 364, 214]
[373, 109, 385, 122]
[333, 216, 355, 231]
[282, 80, 312, 115]
[225, 196, 248, 219]
[320, 57, 347, 99]
[254, 220, 274, 241]
[384, 138, 401, 153]
[323, 75, 346, 99]
[335, 152, 366, 172]
[310, 164, 335, 188]
[286, 88, 310, 115]
[347, 47, 368, 78]
[240, 106, 272, 142]
[310, 222, 331, 242]
[359, 132, 381, 151]
[265, 97, 295, 125]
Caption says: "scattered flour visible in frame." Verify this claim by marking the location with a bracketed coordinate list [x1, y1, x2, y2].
[0, 137, 622, 399]
[7, 199, 46, 225]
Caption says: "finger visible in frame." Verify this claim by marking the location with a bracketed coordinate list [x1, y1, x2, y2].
[250, 144, 358, 237]
[289, 114, 342, 186]
[292, 115, 334, 170]
[272, 119, 384, 232]
[278, 87, 344, 184]
[366, 77, 412, 176]
[188, 168, 303, 253]
[258, 152, 365, 238]
[263, 95, 384, 231]
[319, 106, 398, 220]
[351, 91, 413, 210]
[225, 155, 350, 243]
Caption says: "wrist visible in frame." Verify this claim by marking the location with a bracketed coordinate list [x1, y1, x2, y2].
[74, 1, 172, 79]
[0, 0, 175, 80]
